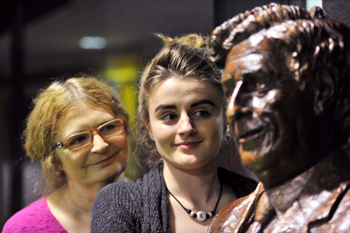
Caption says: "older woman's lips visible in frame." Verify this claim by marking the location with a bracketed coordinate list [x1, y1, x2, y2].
[175, 141, 202, 150]
[93, 154, 116, 165]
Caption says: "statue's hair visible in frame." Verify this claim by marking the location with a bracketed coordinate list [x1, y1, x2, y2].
[210, 3, 323, 67]
[210, 2, 350, 144]
[24, 75, 129, 194]
[137, 33, 229, 170]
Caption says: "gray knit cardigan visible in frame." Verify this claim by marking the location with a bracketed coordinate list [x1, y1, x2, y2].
[90, 162, 257, 233]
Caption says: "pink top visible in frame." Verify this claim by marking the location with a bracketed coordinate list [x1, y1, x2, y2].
[2, 197, 67, 233]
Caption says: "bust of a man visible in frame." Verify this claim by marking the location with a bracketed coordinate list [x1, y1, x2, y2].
[208, 3, 350, 233]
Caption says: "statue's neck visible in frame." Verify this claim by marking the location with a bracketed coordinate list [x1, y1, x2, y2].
[265, 166, 314, 215]
[265, 144, 350, 216]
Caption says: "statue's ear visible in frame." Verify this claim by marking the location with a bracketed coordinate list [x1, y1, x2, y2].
[314, 70, 334, 116]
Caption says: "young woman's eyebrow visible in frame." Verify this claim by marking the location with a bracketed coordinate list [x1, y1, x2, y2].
[191, 99, 216, 108]
[154, 99, 215, 112]
[155, 104, 176, 112]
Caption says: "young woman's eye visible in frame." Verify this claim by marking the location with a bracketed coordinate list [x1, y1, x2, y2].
[194, 110, 210, 118]
[161, 113, 178, 122]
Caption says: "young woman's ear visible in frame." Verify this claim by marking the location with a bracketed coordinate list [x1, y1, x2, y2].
[145, 120, 154, 140]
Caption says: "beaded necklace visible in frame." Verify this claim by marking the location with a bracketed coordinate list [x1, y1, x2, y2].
[167, 182, 222, 222]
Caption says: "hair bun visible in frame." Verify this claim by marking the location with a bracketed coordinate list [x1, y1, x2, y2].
[156, 33, 208, 49]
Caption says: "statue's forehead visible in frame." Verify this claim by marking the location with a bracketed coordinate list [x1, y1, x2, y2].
[226, 30, 277, 61]
[222, 30, 293, 84]
[225, 25, 294, 66]
[223, 34, 271, 81]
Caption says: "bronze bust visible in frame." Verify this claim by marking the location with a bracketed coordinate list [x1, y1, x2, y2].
[208, 3, 350, 233]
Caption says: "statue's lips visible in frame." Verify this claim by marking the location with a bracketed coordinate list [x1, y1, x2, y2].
[238, 126, 266, 143]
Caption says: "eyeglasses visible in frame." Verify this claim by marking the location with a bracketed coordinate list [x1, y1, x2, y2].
[53, 119, 124, 151]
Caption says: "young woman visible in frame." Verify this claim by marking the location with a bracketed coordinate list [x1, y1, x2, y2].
[2, 76, 130, 233]
[91, 34, 257, 233]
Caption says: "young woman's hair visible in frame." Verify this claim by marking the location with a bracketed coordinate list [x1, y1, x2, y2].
[24, 75, 129, 194]
[137, 33, 229, 170]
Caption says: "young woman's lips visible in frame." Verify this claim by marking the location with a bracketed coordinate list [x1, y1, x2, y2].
[175, 141, 202, 150]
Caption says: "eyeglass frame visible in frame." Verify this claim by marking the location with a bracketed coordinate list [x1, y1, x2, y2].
[53, 119, 125, 151]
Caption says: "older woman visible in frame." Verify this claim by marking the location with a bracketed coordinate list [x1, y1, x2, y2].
[2, 76, 130, 233]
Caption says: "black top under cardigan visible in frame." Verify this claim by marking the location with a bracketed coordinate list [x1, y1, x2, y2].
[91, 162, 257, 233]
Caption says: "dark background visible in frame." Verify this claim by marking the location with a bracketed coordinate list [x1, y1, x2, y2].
[1, 0, 348, 229]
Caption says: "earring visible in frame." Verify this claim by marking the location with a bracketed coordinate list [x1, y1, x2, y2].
[226, 123, 230, 133]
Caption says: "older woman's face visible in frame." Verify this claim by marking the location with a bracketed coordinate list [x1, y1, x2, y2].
[55, 103, 129, 186]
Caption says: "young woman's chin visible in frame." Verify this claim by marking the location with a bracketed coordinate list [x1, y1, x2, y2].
[165, 154, 217, 171]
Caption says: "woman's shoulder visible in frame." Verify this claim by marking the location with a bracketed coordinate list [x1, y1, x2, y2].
[91, 164, 166, 232]
[97, 162, 163, 200]
[92, 181, 143, 225]
[2, 197, 67, 233]
[218, 167, 258, 198]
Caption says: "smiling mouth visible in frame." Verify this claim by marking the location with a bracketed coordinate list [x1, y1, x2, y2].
[238, 127, 265, 143]
[175, 141, 202, 146]
[92, 154, 116, 166]
[175, 141, 203, 150]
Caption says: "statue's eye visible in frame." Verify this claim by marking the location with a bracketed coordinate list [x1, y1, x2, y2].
[256, 83, 269, 97]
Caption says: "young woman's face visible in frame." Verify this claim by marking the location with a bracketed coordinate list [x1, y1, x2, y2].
[147, 77, 225, 170]
[56, 103, 129, 186]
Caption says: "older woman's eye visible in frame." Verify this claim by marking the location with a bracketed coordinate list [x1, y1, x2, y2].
[67, 133, 90, 147]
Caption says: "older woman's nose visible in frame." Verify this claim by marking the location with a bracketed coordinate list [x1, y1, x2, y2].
[91, 135, 108, 153]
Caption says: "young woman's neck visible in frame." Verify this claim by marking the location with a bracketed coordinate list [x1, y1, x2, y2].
[162, 160, 220, 205]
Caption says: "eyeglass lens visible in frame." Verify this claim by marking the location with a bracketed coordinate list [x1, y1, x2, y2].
[66, 120, 123, 149]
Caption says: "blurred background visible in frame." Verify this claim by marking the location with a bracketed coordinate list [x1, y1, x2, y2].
[1, 0, 348, 229]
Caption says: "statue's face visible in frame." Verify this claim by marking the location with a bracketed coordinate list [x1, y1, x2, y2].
[222, 35, 318, 188]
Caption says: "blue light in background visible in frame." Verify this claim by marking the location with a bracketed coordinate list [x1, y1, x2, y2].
[306, 0, 322, 10]
[79, 36, 107, 49]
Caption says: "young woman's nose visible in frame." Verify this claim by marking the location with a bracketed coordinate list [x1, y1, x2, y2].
[178, 114, 196, 136]
[91, 134, 108, 153]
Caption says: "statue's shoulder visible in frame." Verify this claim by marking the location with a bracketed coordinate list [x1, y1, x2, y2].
[333, 183, 350, 224]
[313, 181, 350, 233]
[208, 183, 264, 233]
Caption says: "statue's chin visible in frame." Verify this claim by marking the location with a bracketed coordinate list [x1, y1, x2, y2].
[238, 130, 274, 168]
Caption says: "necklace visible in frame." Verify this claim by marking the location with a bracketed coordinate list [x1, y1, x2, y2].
[167, 182, 222, 222]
